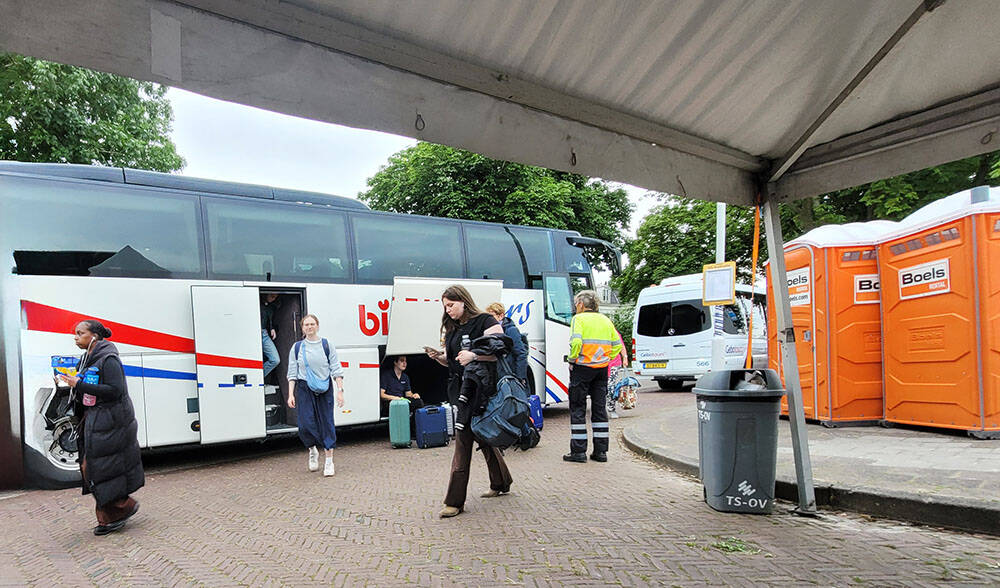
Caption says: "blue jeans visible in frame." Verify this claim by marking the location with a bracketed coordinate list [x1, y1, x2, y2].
[262, 329, 279, 378]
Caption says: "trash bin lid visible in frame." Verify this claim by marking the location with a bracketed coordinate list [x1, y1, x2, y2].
[692, 369, 785, 398]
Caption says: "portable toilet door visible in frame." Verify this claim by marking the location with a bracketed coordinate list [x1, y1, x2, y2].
[767, 221, 897, 424]
[878, 188, 1000, 438]
[766, 249, 820, 420]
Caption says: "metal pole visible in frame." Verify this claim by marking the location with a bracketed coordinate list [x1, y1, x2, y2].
[762, 191, 817, 515]
[711, 203, 726, 370]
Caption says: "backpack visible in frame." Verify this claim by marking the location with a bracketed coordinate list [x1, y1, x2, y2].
[294, 338, 332, 394]
[470, 346, 535, 450]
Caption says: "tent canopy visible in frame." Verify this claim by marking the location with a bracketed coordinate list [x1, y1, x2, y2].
[2, 0, 999, 205]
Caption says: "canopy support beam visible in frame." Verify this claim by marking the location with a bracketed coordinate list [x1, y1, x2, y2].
[767, 0, 945, 184]
[762, 189, 817, 515]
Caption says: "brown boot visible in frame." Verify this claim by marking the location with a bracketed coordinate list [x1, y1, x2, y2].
[439, 506, 463, 518]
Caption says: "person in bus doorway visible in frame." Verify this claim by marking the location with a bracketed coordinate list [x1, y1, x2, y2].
[55, 320, 143, 536]
[380, 355, 424, 416]
[605, 329, 630, 419]
[485, 302, 528, 386]
[260, 292, 281, 379]
[426, 285, 512, 518]
[564, 290, 622, 463]
[287, 314, 345, 477]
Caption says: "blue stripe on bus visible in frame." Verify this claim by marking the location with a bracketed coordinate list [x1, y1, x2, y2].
[218, 383, 236, 388]
[545, 387, 562, 403]
[123, 365, 197, 381]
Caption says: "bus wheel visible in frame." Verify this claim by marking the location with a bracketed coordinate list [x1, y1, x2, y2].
[47, 418, 80, 471]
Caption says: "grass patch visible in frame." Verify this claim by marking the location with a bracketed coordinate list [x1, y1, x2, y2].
[710, 536, 762, 555]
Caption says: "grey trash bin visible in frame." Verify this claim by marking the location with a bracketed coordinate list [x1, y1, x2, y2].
[693, 369, 785, 514]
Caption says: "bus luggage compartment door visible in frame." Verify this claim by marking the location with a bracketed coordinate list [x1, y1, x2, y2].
[191, 286, 266, 444]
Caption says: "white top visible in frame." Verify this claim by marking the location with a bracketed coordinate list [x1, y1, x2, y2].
[785, 220, 899, 249]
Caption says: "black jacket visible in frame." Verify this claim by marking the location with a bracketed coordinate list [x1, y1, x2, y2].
[455, 334, 512, 428]
[74, 340, 144, 506]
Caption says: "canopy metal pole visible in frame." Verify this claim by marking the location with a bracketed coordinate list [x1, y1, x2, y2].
[762, 191, 817, 514]
[711, 203, 726, 370]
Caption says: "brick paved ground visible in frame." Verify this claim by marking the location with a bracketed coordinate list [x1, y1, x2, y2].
[2, 390, 998, 587]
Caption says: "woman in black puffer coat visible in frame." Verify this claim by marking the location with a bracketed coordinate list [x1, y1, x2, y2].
[57, 320, 144, 536]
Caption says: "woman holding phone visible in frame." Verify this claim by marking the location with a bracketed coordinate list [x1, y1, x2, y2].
[426, 285, 511, 518]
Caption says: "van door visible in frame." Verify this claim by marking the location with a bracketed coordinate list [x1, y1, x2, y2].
[665, 298, 713, 374]
[191, 285, 266, 444]
[542, 273, 574, 403]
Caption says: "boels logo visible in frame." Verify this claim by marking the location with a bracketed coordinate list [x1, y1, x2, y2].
[853, 274, 880, 305]
[786, 267, 810, 307]
[898, 258, 950, 300]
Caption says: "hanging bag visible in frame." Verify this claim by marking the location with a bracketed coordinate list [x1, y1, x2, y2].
[295, 339, 332, 395]
[615, 368, 640, 410]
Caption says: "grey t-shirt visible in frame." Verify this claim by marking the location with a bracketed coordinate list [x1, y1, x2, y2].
[287, 338, 345, 383]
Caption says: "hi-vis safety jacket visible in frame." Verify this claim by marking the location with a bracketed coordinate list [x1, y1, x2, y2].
[568, 310, 623, 369]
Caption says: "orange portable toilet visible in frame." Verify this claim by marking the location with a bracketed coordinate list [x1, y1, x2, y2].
[766, 221, 897, 425]
[878, 187, 1000, 438]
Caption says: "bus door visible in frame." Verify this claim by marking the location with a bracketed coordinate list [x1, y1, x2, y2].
[542, 273, 574, 403]
[191, 285, 266, 444]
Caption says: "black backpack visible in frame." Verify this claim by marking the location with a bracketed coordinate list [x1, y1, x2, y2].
[470, 345, 538, 450]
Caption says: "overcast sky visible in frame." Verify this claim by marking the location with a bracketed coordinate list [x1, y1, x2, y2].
[167, 88, 660, 239]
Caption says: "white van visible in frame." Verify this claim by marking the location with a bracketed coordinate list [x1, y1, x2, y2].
[632, 274, 767, 390]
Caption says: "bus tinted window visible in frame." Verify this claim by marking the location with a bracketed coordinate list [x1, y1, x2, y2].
[353, 215, 463, 283]
[637, 300, 709, 337]
[2, 175, 202, 276]
[558, 236, 591, 273]
[205, 199, 350, 281]
[510, 228, 554, 274]
[465, 225, 526, 288]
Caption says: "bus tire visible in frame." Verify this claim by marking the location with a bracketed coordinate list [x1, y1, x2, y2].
[23, 445, 82, 489]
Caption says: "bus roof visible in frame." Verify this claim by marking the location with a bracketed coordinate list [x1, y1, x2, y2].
[0, 160, 370, 211]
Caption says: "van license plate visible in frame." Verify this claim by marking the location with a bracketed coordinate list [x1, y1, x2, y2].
[643, 362, 667, 369]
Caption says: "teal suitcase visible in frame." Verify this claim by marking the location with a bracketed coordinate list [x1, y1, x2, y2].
[389, 398, 411, 448]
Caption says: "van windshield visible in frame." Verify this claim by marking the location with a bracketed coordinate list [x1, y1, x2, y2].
[636, 299, 709, 337]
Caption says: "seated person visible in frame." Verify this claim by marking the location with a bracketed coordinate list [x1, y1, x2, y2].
[380, 356, 424, 415]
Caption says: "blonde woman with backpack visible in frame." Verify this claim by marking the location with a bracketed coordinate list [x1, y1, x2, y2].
[287, 314, 345, 476]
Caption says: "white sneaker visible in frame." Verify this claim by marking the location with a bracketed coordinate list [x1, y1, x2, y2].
[308, 447, 319, 472]
[323, 458, 335, 477]
[609, 410, 620, 419]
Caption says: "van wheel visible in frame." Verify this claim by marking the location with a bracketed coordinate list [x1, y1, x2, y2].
[657, 378, 684, 391]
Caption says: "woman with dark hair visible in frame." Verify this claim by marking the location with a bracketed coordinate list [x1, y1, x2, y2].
[56, 320, 143, 536]
[426, 285, 511, 518]
[287, 313, 345, 477]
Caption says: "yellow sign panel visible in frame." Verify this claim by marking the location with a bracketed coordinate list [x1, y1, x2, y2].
[702, 261, 736, 306]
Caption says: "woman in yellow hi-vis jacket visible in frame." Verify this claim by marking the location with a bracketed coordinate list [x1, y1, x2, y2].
[564, 290, 623, 463]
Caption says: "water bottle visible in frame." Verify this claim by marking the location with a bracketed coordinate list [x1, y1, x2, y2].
[461, 334, 471, 350]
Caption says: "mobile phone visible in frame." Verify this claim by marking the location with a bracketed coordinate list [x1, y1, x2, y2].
[423, 346, 439, 355]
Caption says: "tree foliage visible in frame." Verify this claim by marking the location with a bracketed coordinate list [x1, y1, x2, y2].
[0, 53, 184, 172]
[612, 197, 764, 302]
[359, 142, 632, 269]
[614, 151, 1000, 302]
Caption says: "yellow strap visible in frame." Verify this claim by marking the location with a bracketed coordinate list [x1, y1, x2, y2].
[745, 203, 762, 369]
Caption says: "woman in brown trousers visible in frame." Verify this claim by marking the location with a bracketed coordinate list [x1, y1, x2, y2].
[426, 285, 513, 518]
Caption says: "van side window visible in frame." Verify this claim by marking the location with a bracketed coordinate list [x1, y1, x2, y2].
[637, 300, 709, 337]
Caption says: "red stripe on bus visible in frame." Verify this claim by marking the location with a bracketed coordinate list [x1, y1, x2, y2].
[341, 362, 349, 368]
[196, 354, 263, 369]
[359, 363, 380, 368]
[546, 371, 569, 393]
[21, 300, 196, 353]
[405, 297, 418, 302]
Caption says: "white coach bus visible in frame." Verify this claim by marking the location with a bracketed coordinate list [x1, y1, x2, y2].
[0, 161, 617, 489]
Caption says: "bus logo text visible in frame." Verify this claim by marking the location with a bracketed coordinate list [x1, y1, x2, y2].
[359, 299, 390, 336]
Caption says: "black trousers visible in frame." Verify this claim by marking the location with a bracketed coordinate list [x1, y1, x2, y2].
[568, 364, 609, 455]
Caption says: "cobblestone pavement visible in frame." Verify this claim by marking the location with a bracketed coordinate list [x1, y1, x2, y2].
[2, 391, 999, 587]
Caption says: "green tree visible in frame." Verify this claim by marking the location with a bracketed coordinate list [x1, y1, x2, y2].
[615, 151, 1000, 302]
[0, 53, 184, 172]
[612, 197, 764, 302]
[360, 142, 632, 269]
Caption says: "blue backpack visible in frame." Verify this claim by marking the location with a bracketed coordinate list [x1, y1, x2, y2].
[471, 350, 534, 449]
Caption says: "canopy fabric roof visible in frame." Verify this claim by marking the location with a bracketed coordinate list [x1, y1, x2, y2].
[2, 0, 999, 205]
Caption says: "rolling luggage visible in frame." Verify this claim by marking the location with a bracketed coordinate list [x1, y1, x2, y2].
[389, 398, 411, 448]
[528, 394, 543, 430]
[414, 406, 449, 448]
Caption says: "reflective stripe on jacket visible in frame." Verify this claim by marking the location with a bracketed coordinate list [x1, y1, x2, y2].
[568, 310, 623, 368]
